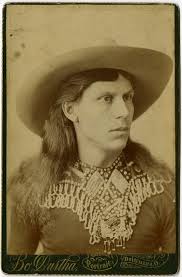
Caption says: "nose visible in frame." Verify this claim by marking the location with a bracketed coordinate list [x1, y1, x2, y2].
[112, 98, 129, 118]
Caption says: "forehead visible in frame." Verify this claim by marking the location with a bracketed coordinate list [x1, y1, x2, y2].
[83, 74, 133, 96]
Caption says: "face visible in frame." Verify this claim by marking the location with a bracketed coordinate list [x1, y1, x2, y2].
[73, 74, 134, 153]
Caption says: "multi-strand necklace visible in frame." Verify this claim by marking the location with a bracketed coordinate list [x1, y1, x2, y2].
[39, 153, 165, 254]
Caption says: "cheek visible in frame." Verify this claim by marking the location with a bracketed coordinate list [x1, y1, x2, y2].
[78, 109, 97, 128]
[78, 102, 104, 124]
[78, 106, 108, 136]
[128, 103, 134, 120]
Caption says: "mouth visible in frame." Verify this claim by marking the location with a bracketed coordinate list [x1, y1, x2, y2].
[110, 127, 129, 132]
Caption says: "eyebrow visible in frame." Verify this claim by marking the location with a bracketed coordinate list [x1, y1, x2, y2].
[123, 89, 134, 94]
[91, 87, 134, 98]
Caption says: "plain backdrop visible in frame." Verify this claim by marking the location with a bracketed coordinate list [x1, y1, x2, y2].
[6, 4, 175, 177]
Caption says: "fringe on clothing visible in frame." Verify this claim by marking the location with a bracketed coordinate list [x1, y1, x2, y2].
[8, 141, 175, 228]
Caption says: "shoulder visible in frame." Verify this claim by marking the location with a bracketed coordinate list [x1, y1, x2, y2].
[8, 155, 42, 224]
[125, 140, 175, 200]
[125, 140, 174, 179]
[125, 141, 176, 226]
[8, 156, 40, 200]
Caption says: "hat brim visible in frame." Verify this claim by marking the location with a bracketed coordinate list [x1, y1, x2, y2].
[16, 46, 173, 136]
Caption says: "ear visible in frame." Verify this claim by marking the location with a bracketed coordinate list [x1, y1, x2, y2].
[62, 101, 78, 123]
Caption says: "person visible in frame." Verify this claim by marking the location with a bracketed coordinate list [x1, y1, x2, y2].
[8, 45, 176, 255]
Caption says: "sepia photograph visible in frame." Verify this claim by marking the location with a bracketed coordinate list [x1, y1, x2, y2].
[3, 2, 179, 274]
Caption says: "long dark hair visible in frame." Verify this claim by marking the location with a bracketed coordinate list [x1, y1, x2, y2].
[8, 68, 174, 226]
[40, 68, 134, 186]
[8, 68, 173, 225]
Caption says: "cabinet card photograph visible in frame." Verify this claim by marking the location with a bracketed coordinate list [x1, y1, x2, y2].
[3, 3, 179, 275]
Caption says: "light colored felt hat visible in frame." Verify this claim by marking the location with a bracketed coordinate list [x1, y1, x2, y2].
[16, 45, 173, 137]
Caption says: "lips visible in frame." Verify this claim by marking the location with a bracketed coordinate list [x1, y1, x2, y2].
[110, 127, 129, 132]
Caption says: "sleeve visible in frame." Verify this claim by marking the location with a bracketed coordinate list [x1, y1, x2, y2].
[7, 159, 41, 254]
[132, 142, 176, 253]
[157, 180, 176, 253]
[8, 199, 40, 254]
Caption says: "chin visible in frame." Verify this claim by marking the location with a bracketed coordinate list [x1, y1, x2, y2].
[104, 137, 128, 152]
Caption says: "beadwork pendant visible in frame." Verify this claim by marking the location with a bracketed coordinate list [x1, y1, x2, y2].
[39, 158, 165, 254]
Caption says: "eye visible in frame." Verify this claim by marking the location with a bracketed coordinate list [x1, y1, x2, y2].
[102, 95, 113, 103]
[123, 92, 134, 102]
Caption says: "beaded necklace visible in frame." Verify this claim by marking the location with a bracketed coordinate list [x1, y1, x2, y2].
[39, 153, 165, 254]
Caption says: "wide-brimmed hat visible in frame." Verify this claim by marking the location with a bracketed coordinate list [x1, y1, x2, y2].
[16, 45, 173, 137]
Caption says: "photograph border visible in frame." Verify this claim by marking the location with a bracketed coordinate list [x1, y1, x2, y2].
[1, 2, 180, 274]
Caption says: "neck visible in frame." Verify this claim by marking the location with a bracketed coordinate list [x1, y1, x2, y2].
[77, 142, 122, 168]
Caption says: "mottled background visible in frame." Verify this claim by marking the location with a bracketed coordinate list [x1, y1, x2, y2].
[6, 4, 175, 178]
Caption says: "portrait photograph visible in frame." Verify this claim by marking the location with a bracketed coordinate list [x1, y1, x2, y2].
[3, 3, 179, 275]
